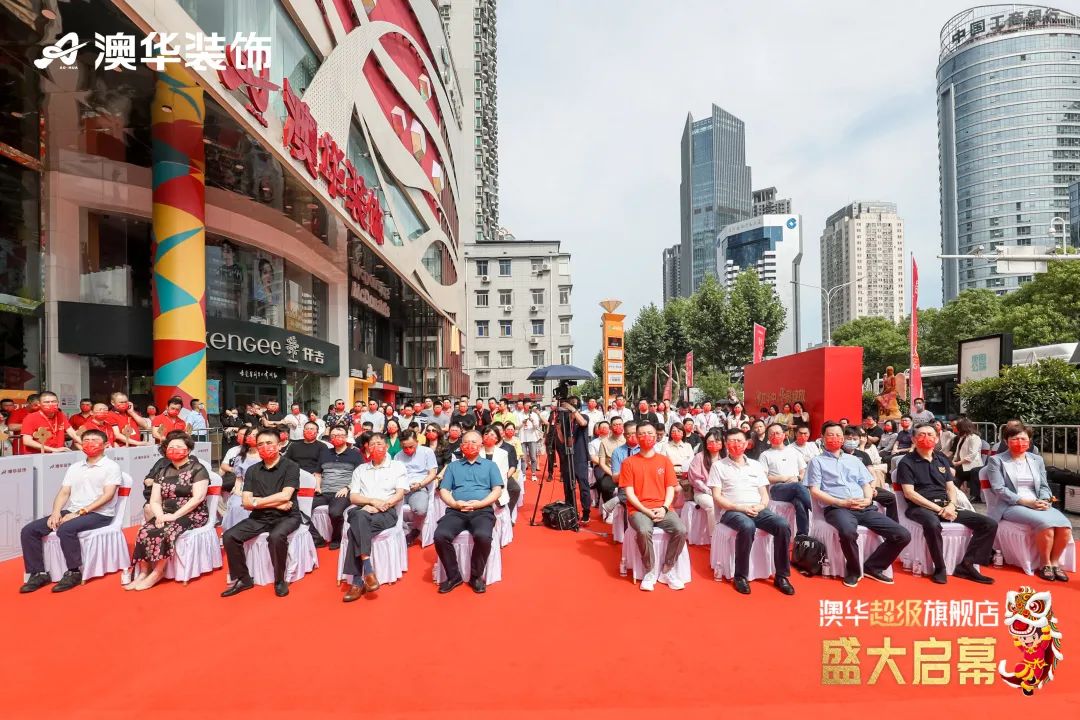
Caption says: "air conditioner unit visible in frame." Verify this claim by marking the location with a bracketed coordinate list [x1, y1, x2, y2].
[528, 337, 539, 345]
[502, 305, 513, 313]
[480, 275, 490, 284]
[475, 367, 489, 374]
[541, 262, 552, 272]
[529, 305, 538, 313]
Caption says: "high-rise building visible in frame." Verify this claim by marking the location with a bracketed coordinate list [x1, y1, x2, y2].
[662, 244, 682, 304]
[442, 0, 499, 243]
[752, 187, 792, 217]
[679, 105, 752, 295]
[938, 6, 1080, 300]
[716, 215, 803, 356]
[1070, 180, 1080, 247]
[820, 202, 905, 341]
[464, 235, 574, 400]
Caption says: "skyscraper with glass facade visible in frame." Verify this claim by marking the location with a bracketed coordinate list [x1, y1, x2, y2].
[679, 105, 752, 295]
[938, 6, 1080, 300]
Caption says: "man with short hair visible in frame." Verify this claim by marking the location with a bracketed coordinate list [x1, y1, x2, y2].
[19, 391, 79, 453]
[791, 426, 820, 464]
[106, 392, 151, 446]
[283, 403, 307, 442]
[260, 399, 287, 431]
[6, 393, 39, 433]
[492, 399, 516, 427]
[898, 423, 996, 584]
[342, 434, 410, 602]
[473, 399, 492, 428]
[759, 423, 811, 536]
[669, 401, 692, 431]
[221, 430, 302, 598]
[395, 429, 438, 546]
[807, 422, 911, 588]
[433, 430, 504, 594]
[285, 421, 324, 474]
[187, 398, 208, 441]
[325, 400, 351, 434]
[620, 421, 687, 591]
[69, 399, 93, 431]
[19, 429, 121, 593]
[429, 402, 450, 428]
[583, 398, 606, 436]
[151, 396, 188, 443]
[309, 426, 365, 549]
[694, 401, 720, 437]
[893, 416, 915, 455]
[450, 397, 473, 428]
[710, 428, 795, 596]
[517, 400, 544, 479]
[633, 399, 660, 427]
[0, 397, 15, 423]
[862, 415, 883, 446]
[607, 395, 634, 424]
[909, 398, 934, 425]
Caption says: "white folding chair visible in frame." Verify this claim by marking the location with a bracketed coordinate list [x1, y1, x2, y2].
[809, 495, 891, 579]
[43, 473, 133, 582]
[709, 510, 777, 581]
[433, 511, 503, 585]
[606, 502, 626, 543]
[892, 480, 973, 575]
[619, 515, 692, 587]
[981, 473, 1077, 575]
[164, 471, 224, 583]
[335, 502, 409, 585]
[235, 470, 319, 585]
[678, 500, 711, 546]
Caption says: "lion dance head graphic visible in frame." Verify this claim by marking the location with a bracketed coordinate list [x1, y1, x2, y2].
[998, 586, 1063, 695]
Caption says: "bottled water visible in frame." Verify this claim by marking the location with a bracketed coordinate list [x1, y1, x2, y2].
[912, 560, 923, 577]
[120, 567, 132, 585]
[993, 549, 1004, 567]
[821, 555, 830, 576]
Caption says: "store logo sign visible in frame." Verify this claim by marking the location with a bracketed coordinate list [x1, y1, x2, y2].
[33, 31, 271, 73]
[35, 33, 88, 69]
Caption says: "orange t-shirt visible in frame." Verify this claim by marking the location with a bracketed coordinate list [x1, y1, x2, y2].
[618, 452, 677, 514]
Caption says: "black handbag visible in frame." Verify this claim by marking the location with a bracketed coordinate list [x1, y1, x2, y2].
[541, 501, 579, 532]
[790, 534, 827, 577]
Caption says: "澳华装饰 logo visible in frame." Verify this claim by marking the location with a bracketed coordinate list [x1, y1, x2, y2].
[35, 32, 89, 70]
[999, 585, 1063, 695]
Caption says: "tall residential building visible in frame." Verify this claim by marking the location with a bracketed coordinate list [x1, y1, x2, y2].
[752, 187, 792, 217]
[1070, 180, 1080, 247]
[716, 215, 803, 356]
[937, 6, 1080, 300]
[442, 0, 500, 243]
[464, 236, 574, 400]
[679, 105, 752, 295]
[820, 202, 905, 341]
[662, 244, 682, 304]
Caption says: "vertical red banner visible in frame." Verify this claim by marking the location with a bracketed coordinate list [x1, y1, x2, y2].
[909, 256, 923, 400]
[663, 361, 673, 401]
[685, 352, 694, 387]
[753, 323, 766, 364]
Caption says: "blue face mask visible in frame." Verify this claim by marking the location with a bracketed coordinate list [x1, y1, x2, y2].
[843, 440, 859, 452]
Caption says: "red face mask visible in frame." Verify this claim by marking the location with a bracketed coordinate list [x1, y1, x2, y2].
[426, 432, 438, 443]
[79, 403, 92, 413]
[166, 446, 189, 462]
[449, 429, 461, 441]
[402, 446, 416, 456]
[81, 438, 104, 456]
[257, 446, 278, 462]
[461, 442, 480, 461]
[597, 427, 610, 438]
[612, 425, 623, 436]
[147, 408, 157, 417]
[370, 446, 388, 463]
[330, 436, 347, 448]
[915, 436, 937, 450]
[769, 435, 785, 448]
[115, 402, 130, 412]
[245, 435, 257, 447]
[615, 400, 625, 409]
[824, 436, 844, 452]
[670, 431, 683, 443]
[705, 440, 722, 454]
[504, 429, 515, 439]
[482, 436, 497, 448]
[726, 441, 745, 458]
[626, 435, 639, 448]
[41, 405, 58, 418]
[1007, 437, 1030, 454]
[93, 411, 109, 421]
[303, 429, 317, 441]
[168, 407, 181, 417]
[637, 435, 656, 451]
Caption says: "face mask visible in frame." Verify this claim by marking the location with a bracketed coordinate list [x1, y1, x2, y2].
[257, 446, 278, 462]
[303, 429, 317, 441]
[596, 427, 609, 438]
[915, 436, 937, 450]
[900, 422, 911, 430]
[79, 403, 92, 413]
[449, 430, 461, 441]
[387, 427, 398, 436]
[615, 400, 624, 408]
[147, 408, 157, 416]
[245, 436, 257, 447]
[637, 435, 656, 451]
[166, 446, 189, 462]
[336, 405, 345, 412]
[796, 436, 807, 446]
[168, 408, 181, 417]
[41, 405, 58, 417]
[482, 436, 497, 448]
[93, 411, 109, 421]
[705, 440, 721, 454]
[726, 442, 744, 457]
[115, 402, 129, 412]
[81, 439, 104, 456]
[461, 443, 480, 461]
[330, 436, 347, 448]
[842, 440, 859, 452]
[1007, 438, 1030, 454]
[612, 426, 623, 436]
[824, 437, 844, 452]
[769, 436, 785, 448]
[402, 446, 416, 456]
[670, 433, 683, 443]
[370, 447, 388, 463]
[505, 429, 515, 439]
[426, 433, 438, 442]
[626, 436, 639, 448]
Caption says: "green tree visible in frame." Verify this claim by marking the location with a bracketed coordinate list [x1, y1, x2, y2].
[685, 274, 730, 375]
[956, 358, 1080, 425]
[831, 316, 908, 379]
[573, 351, 604, 399]
[623, 303, 667, 398]
[998, 260, 1080, 347]
[919, 289, 1003, 365]
[722, 270, 788, 370]
[697, 370, 737, 403]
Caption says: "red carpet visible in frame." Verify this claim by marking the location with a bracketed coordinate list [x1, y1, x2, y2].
[2, 477, 1077, 719]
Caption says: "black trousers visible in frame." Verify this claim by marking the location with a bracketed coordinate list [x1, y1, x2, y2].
[824, 506, 911, 576]
[433, 507, 496, 584]
[904, 505, 997, 571]
[720, 509, 791, 579]
[872, 487, 898, 522]
[558, 448, 590, 519]
[223, 514, 302, 585]
[21, 511, 111, 574]
[506, 477, 521, 512]
[309, 493, 352, 544]
[594, 469, 618, 502]
[343, 507, 398, 576]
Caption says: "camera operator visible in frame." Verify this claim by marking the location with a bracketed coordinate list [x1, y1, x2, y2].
[546, 388, 591, 524]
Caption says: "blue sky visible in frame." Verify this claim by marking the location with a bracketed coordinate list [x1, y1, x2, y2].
[496, 0, 980, 366]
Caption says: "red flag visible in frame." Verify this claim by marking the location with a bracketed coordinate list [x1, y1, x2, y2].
[752, 323, 766, 364]
[909, 256, 923, 400]
[685, 352, 694, 387]
[663, 361, 673, 401]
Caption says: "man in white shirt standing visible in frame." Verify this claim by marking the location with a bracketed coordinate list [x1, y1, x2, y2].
[694, 401, 720, 437]
[342, 433, 410, 602]
[607, 395, 634, 425]
[19, 429, 121, 593]
[583, 397, 606, 437]
[360, 400, 385, 433]
[758, 423, 811, 536]
[517, 400, 545, 480]
[283, 403, 306, 443]
[709, 428, 795, 596]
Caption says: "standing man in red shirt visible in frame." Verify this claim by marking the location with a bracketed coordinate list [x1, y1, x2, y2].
[76, 403, 119, 448]
[69, 399, 93, 431]
[7, 393, 40, 435]
[107, 392, 152, 446]
[619, 421, 688, 591]
[152, 396, 188, 442]
[20, 391, 78, 454]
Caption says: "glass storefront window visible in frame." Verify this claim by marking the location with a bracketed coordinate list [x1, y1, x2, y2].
[285, 263, 328, 339]
[80, 213, 153, 309]
[205, 235, 284, 327]
[0, 163, 41, 304]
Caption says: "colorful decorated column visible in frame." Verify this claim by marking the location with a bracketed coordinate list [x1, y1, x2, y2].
[151, 64, 206, 409]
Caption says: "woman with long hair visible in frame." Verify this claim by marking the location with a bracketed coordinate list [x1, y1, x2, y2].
[385, 419, 402, 456]
[685, 429, 723, 531]
[952, 418, 984, 501]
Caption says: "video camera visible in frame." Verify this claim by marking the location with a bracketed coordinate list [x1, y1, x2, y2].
[553, 379, 577, 401]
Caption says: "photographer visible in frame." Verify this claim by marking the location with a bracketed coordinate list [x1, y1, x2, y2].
[546, 387, 591, 523]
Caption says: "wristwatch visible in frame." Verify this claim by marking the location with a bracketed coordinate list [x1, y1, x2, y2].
[252, 497, 260, 508]
[77, 508, 88, 516]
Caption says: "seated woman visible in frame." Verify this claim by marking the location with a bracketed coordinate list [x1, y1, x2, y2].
[659, 424, 695, 500]
[126, 433, 210, 590]
[985, 424, 1072, 582]
[140, 429, 189, 521]
[685, 429, 723, 531]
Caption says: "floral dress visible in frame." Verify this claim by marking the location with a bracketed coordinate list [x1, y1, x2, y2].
[132, 459, 210, 563]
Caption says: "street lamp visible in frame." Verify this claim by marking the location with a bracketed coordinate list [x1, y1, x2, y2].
[790, 277, 864, 346]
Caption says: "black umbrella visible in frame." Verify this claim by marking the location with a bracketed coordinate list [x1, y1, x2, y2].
[526, 364, 595, 382]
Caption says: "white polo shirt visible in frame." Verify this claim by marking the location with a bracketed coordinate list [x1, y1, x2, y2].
[707, 456, 768, 506]
[349, 458, 410, 501]
[791, 441, 821, 464]
[759, 445, 807, 481]
[62, 456, 123, 517]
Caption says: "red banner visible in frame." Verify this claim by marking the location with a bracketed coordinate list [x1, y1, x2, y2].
[663, 361, 673, 401]
[685, 352, 694, 387]
[753, 323, 766, 364]
[909, 256, 923, 400]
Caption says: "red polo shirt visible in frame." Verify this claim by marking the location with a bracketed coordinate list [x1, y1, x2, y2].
[108, 411, 143, 441]
[153, 413, 188, 435]
[19, 411, 71, 454]
[78, 417, 117, 446]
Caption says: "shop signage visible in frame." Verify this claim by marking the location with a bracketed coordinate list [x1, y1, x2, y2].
[235, 367, 283, 382]
[943, 8, 1077, 55]
[348, 261, 392, 318]
[205, 318, 338, 375]
[35, 31, 271, 73]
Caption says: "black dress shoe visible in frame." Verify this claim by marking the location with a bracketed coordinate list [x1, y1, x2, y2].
[733, 577, 751, 595]
[274, 581, 290, 597]
[863, 569, 894, 584]
[931, 570, 948, 584]
[842, 574, 860, 588]
[51, 570, 82, 593]
[954, 564, 994, 585]
[774, 577, 795, 595]
[19, 572, 51, 594]
[221, 580, 254, 598]
[312, 536, 328, 549]
[438, 578, 463, 594]
[405, 529, 420, 547]
[469, 577, 487, 594]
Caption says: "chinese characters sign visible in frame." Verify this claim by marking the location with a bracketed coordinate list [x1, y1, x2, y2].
[36, 31, 271, 73]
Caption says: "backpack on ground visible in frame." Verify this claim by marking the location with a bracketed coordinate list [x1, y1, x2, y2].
[791, 534, 827, 577]
[541, 501, 579, 532]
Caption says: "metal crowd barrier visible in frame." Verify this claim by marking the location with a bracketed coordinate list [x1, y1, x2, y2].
[972, 422, 1000, 447]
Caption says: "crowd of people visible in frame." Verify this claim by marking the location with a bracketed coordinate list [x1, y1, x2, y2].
[7, 389, 1074, 598]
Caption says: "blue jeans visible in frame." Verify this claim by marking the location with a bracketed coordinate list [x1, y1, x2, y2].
[719, 509, 791, 580]
[769, 482, 811, 535]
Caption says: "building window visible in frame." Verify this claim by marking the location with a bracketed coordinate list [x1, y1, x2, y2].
[498, 259, 512, 276]
[476, 259, 488, 276]
[560, 317, 571, 335]
[532, 382, 545, 396]
[476, 382, 489, 398]
[499, 320, 512, 337]
[475, 290, 489, 307]
[531, 258, 544, 271]
[499, 350, 513, 368]
[558, 259, 570, 275]
[476, 320, 489, 337]
[531, 289, 545, 305]
[498, 289, 512, 306]
[499, 381, 513, 397]
[531, 350, 545, 366]
[475, 351, 489, 368]
[559, 286, 571, 305]
[531, 319, 545, 335]
[560, 347, 572, 364]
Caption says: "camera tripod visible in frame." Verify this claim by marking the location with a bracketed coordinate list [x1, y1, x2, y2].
[528, 403, 607, 537]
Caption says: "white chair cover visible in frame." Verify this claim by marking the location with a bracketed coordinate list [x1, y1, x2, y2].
[433, 513, 504, 585]
[335, 503, 409, 585]
[709, 513, 776, 581]
[423, 490, 511, 548]
[620, 524, 692, 586]
[237, 470, 318, 586]
[43, 473, 133, 582]
[164, 472, 223, 582]
[607, 503, 625, 543]
[809, 495, 891, 579]
[767, 500, 798, 536]
[981, 474, 1077, 575]
[892, 482, 974, 575]
[496, 504, 513, 547]
[221, 492, 251, 531]
[311, 505, 331, 543]
[678, 501, 711, 546]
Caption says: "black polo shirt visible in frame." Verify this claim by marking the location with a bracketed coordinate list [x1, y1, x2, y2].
[897, 450, 953, 504]
[864, 425, 883, 443]
[284, 440, 323, 474]
[845, 449, 873, 467]
[245, 456, 301, 521]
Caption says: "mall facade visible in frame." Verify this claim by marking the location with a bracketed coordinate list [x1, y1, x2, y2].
[0, 0, 470, 417]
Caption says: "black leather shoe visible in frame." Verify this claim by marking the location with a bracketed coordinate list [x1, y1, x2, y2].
[954, 564, 994, 585]
[221, 580, 254, 598]
[312, 536, 328, 549]
[438, 578, 463, 594]
[51, 570, 82, 593]
[274, 581, 290, 597]
[842, 574, 860, 588]
[733, 577, 751, 595]
[931, 568, 948, 584]
[469, 577, 487, 594]
[19, 572, 50, 594]
[405, 530, 420, 547]
[328, 542, 341, 551]
[774, 577, 795, 595]
[863, 569, 894, 585]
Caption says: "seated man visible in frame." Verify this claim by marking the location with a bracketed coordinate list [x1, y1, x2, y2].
[343, 434, 410, 602]
[221, 429, 301, 598]
[897, 423, 996, 584]
[758, 423, 811, 536]
[843, 426, 898, 522]
[710, 429, 794, 596]
[308, 426, 364, 549]
[619, 421, 687, 592]
[19, 429, 121, 593]
[807, 422, 911, 588]
[433, 430, 503, 594]
[394, 429, 438, 546]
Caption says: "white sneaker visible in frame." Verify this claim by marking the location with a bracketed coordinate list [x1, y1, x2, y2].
[666, 577, 685, 590]
[639, 578, 656, 592]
